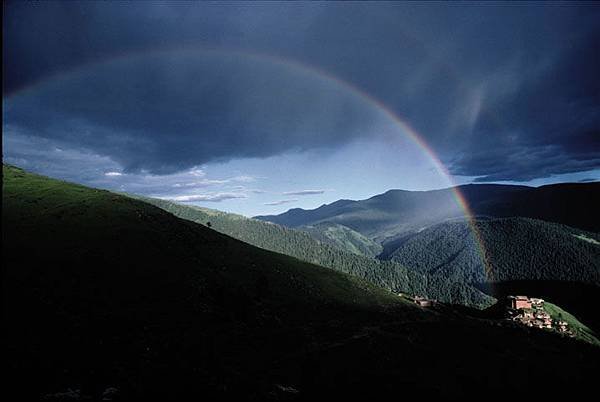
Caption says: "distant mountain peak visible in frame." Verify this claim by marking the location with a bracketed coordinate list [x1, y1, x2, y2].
[255, 182, 600, 236]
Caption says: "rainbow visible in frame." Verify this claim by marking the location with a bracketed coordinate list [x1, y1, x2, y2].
[4, 46, 492, 280]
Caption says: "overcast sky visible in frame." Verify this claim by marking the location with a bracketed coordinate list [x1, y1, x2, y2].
[3, 1, 599, 216]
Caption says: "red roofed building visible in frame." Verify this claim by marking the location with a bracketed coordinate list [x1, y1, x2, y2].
[508, 296, 532, 310]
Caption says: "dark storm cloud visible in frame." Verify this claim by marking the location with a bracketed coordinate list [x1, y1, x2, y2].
[449, 22, 600, 181]
[4, 2, 600, 181]
[4, 52, 382, 174]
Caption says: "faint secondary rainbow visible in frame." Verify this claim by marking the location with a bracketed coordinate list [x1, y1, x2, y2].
[4, 46, 492, 280]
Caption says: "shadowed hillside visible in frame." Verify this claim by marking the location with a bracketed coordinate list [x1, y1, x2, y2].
[4, 165, 600, 400]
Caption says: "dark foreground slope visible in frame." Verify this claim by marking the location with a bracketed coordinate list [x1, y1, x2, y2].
[3, 165, 600, 401]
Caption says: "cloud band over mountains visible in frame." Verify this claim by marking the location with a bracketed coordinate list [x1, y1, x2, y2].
[264, 199, 299, 206]
[282, 190, 327, 196]
[166, 193, 248, 203]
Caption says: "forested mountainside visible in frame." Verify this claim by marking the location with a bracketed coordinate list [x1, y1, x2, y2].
[139, 196, 494, 307]
[298, 222, 383, 258]
[386, 217, 600, 285]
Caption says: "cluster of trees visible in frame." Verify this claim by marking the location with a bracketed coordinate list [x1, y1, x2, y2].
[139, 198, 494, 308]
[477, 218, 600, 284]
[299, 222, 383, 258]
[388, 218, 600, 286]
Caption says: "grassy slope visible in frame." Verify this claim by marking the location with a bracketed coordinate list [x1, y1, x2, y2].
[3, 164, 412, 400]
[4, 165, 600, 400]
[2, 165, 403, 309]
[543, 302, 599, 346]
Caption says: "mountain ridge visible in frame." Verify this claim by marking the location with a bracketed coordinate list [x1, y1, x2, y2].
[255, 182, 600, 241]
